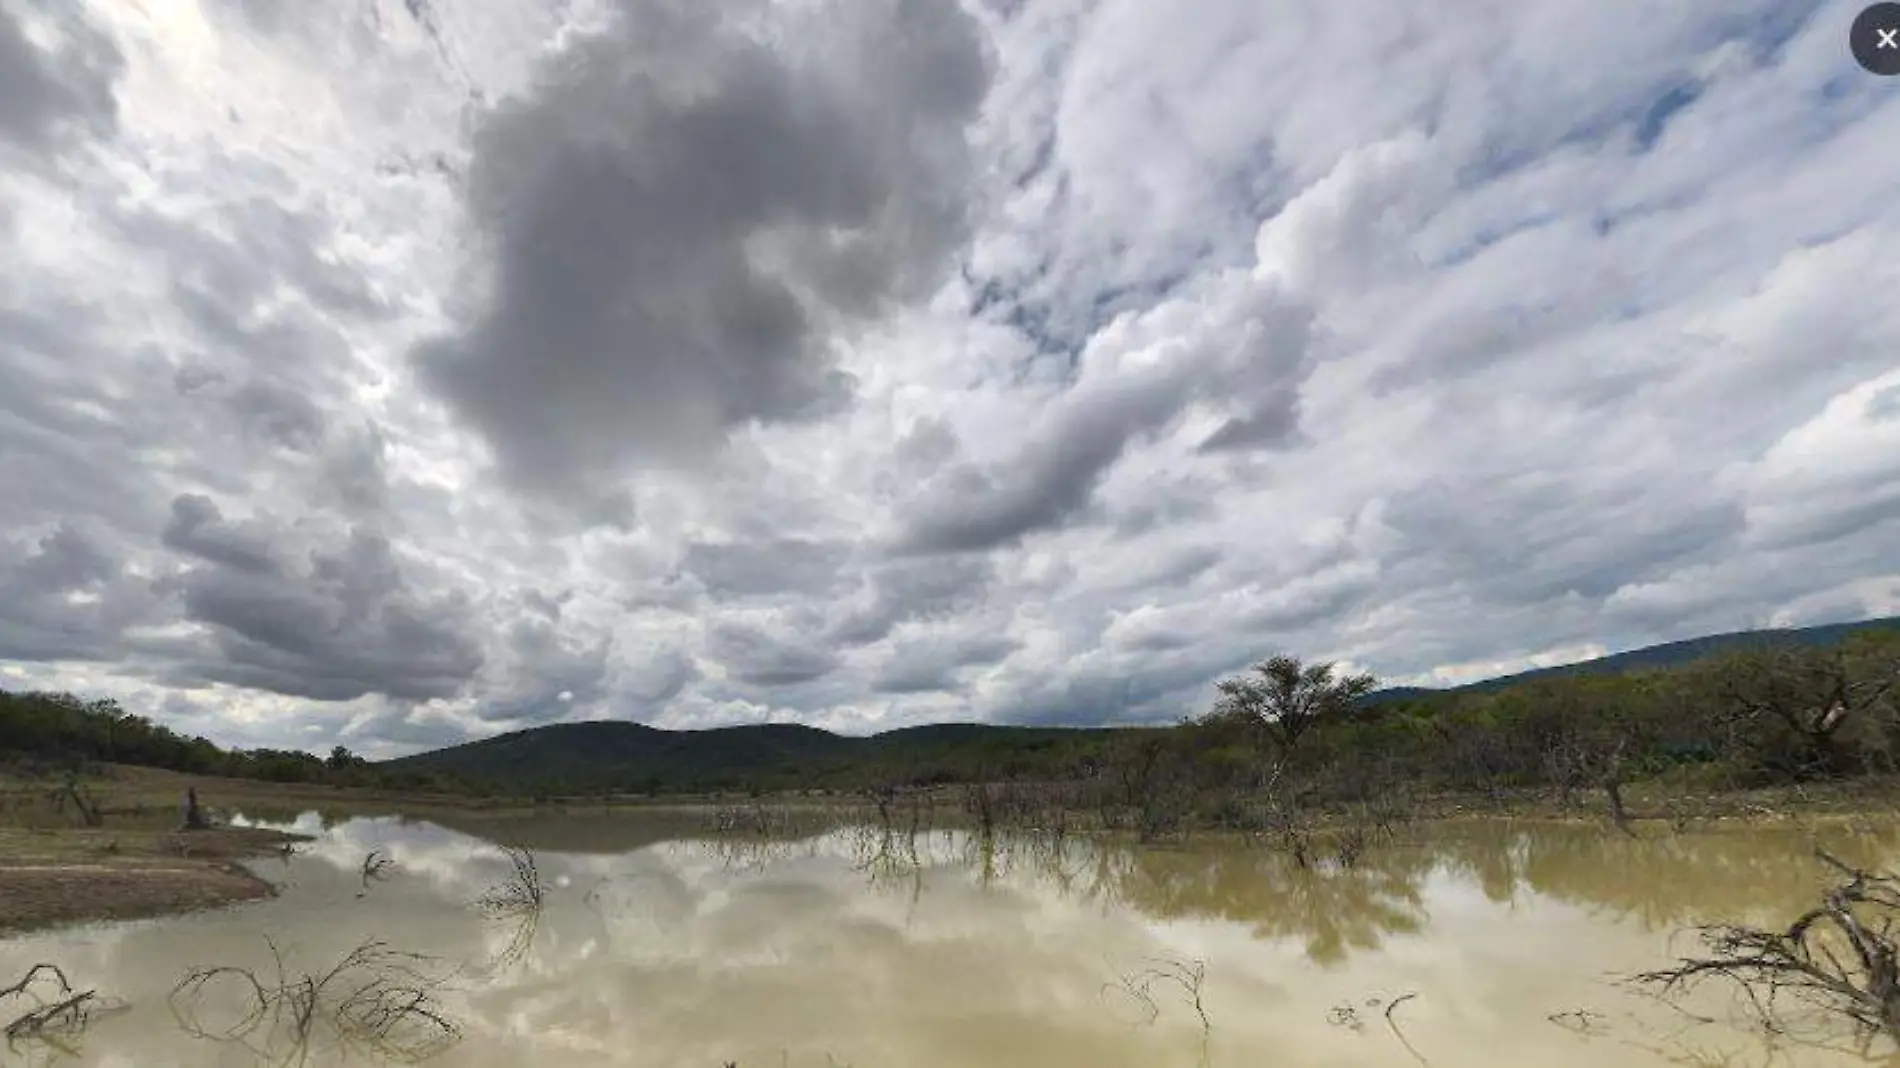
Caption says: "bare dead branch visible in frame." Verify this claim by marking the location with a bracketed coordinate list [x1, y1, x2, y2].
[169, 937, 460, 1066]
[1101, 956, 1211, 1065]
[3, 962, 123, 1055]
[357, 848, 395, 896]
[469, 847, 545, 975]
[1383, 992, 1429, 1066]
[1631, 848, 1900, 1049]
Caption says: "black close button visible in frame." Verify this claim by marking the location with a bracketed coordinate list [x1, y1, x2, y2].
[1852, 3, 1900, 76]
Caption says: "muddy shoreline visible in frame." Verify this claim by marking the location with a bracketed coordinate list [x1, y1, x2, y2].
[0, 826, 308, 935]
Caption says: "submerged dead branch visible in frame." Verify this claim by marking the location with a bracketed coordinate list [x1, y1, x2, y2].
[1329, 991, 1429, 1064]
[473, 847, 543, 919]
[470, 847, 545, 975]
[707, 803, 802, 837]
[169, 937, 460, 1066]
[357, 849, 395, 896]
[1633, 849, 1900, 1051]
[1383, 992, 1429, 1066]
[1102, 956, 1211, 1066]
[3, 963, 122, 1056]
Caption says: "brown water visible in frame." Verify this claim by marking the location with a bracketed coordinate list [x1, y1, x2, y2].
[3, 812, 1898, 1067]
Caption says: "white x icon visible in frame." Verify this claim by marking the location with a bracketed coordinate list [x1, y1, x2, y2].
[1880, 26, 1900, 49]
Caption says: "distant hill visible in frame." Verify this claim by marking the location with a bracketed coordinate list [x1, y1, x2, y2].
[382, 616, 1900, 793]
[1366, 615, 1900, 703]
[380, 717, 1133, 795]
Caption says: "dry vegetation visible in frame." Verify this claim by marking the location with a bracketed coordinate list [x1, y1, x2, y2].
[469, 847, 547, 975]
[169, 938, 461, 1067]
[2, 963, 126, 1059]
[1635, 849, 1900, 1057]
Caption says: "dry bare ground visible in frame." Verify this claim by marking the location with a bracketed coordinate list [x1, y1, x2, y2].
[0, 824, 306, 935]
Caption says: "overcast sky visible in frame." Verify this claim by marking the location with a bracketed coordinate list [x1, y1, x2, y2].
[1, 0, 1895, 757]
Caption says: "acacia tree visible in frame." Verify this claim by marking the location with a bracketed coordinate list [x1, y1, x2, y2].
[1717, 637, 1900, 778]
[1209, 655, 1378, 761]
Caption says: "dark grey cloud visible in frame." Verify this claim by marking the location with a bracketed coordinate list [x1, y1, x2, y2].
[343, 705, 483, 756]
[158, 509, 485, 702]
[898, 370, 1192, 553]
[115, 197, 387, 325]
[0, 523, 151, 662]
[871, 633, 1018, 695]
[229, 379, 328, 453]
[706, 620, 840, 687]
[1109, 479, 1224, 540]
[1197, 388, 1304, 453]
[469, 619, 612, 723]
[0, 305, 177, 532]
[829, 556, 994, 647]
[0, 3, 122, 153]
[998, 644, 1261, 728]
[870, 627, 1026, 695]
[899, 269, 1313, 553]
[204, 0, 301, 36]
[679, 539, 853, 600]
[413, 0, 992, 510]
[1742, 486, 1900, 555]
[621, 646, 699, 707]
[1870, 385, 1900, 423]
[316, 423, 394, 518]
[1384, 477, 1747, 609]
[1239, 561, 1383, 635]
[161, 494, 281, 576]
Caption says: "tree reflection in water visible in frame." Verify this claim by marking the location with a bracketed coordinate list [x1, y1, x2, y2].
[803, 816, 1900, 969]
[819, 826, 1433, 965]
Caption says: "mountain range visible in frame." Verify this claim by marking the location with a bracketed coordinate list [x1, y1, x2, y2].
[382, 615, 1900, 793]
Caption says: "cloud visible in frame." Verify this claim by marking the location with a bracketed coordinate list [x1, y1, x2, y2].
[157, 504, 486, 702]
[413, 0, 993, 511]
[706, 620, 841, 688]
[1, 0, 1896, 755]
[160, 495, 281, 576]
[0, 2, 122, 154]
[466, 617, 612, 724]
[828, 556, 995, 647]
[871, 631, 1018, 695]
[679, 539, 853, 600]
[0, 523, 149, 662]
[897, 255, 1314, 553]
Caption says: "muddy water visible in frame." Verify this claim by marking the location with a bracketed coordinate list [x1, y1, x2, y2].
[3, 814, 1897, 1067]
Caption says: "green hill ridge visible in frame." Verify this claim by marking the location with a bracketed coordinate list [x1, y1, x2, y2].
[382, 615, 1900, 793]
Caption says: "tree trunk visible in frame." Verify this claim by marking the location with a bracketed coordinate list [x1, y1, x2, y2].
[1603, 774, 1635, 837]
[182, 787, 209, 830]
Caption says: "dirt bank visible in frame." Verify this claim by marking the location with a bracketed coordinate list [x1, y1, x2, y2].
[0, 826, 307, 935]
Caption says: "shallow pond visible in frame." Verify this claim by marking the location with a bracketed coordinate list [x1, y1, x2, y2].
[3, 812, 1898, 1066]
